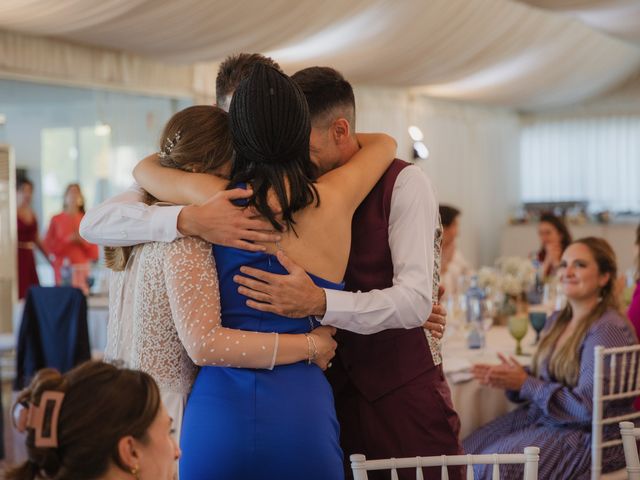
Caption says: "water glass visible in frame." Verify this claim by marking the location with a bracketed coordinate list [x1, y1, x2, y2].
[528, 310, 546, 344]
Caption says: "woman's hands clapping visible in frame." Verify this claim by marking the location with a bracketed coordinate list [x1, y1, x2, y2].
[471, 353, 529, 391]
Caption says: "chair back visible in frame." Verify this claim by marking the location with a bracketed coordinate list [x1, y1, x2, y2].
[14, 286, 90, 389]
[592, 344, 640, 480]
[620, 421, 640, 480]
[350, 446, 540, 480]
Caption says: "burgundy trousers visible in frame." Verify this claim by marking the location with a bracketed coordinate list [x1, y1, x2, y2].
[335, 365, 464, 480]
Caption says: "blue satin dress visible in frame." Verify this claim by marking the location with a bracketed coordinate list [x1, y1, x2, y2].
[179, 245, 345, 480]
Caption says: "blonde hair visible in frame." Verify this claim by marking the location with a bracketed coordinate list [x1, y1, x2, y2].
[532, 237, 619, 387]
[104, 105, 232, 271]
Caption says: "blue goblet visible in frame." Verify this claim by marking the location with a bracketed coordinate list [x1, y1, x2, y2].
[528, 311, 547, 344]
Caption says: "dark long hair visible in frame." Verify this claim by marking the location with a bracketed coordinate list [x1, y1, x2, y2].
[538, 213, 572, 261]
[228, 64, 318, 232]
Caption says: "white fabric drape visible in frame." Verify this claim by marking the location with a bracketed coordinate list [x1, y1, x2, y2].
[410, 98, 521, 267]
[0, 29, 216, 99]
[518, 0, 640, 42]
[1, 0, 640, 108]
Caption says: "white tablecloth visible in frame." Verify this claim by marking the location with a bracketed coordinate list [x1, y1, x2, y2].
[442, 324, 535, 440]
[87, 295, 109, 354]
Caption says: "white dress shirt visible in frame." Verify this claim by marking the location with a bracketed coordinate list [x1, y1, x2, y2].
[80, 167, 438, 335]
[320, 165, 437, 334]
[79, 183, 183, 246]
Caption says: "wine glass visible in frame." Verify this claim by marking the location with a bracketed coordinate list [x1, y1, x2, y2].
[508, 315, 529, 356]
[482, 298, 496, 334]
[528, 310, 546, 344]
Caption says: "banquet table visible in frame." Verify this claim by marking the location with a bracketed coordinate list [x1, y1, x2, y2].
[87, 294, 109, 354]
[442, 324, 535, 440]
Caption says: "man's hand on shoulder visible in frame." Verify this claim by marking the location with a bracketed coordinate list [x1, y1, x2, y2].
[177, 188, 281, 252]
[234, 250, 327, 318]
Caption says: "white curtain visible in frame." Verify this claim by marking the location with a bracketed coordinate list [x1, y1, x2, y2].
[354, 88, 522, 267]
[353, 87, 412, 159]
[520, 114, 640, 212]
[411, 99, 521, 267]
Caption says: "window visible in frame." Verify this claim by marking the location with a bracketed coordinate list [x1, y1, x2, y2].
[0, 79, 192, 228]
[520, 115, 640, 213]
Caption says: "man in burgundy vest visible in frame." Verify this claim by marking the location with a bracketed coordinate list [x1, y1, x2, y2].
[236, 67, 462, 480]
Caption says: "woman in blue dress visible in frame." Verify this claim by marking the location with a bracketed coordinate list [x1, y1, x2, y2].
[464, 237, 637, 479]
[178, 64, 397, 479]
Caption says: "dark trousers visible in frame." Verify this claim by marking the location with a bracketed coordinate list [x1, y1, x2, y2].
[335, 365, 464, 480]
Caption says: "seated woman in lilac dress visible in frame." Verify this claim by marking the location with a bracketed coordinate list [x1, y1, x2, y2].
[464, 237, 637, 479]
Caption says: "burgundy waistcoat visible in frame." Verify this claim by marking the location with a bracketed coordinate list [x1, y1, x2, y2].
[329, 159, 435, 402]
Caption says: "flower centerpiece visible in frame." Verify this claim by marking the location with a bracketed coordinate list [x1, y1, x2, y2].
[479, 257, 536, 322]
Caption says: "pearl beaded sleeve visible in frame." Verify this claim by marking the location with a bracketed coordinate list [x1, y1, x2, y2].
[163, 237, 278, 369]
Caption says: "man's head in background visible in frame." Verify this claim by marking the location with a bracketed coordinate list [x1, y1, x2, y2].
[215, 53, 282, 111]
[439, 205, 461, 249]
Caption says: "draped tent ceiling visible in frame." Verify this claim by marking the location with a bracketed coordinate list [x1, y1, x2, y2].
[1, 0, 640, 110]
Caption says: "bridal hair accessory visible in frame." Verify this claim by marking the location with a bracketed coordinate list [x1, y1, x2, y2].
[13, 391, 65, 447]
[158, 131, 181, 159]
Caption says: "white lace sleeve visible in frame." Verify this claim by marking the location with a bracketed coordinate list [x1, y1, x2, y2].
[163, 237, 278, 369]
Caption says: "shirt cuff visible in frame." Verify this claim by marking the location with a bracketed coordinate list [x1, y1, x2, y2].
[150, 205, 184, 242]
[319, 289, 355, 329]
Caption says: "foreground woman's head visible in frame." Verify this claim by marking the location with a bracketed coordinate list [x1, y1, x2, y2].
[8, 361, 179, 480]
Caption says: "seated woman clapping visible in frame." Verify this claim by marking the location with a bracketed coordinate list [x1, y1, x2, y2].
[463, 237, 637, 480]
[8, 361, 179, 480]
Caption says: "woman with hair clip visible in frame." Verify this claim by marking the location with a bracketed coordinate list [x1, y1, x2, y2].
[464, 237, 637, 479]
[8, 361, 180, 480]
[135, 66, 396, 479]
[103, 105, 341, 454]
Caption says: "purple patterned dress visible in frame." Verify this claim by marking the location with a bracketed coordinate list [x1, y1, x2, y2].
[463, 309, 637, 479]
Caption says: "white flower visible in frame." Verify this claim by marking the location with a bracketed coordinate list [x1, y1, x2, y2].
[477, 267, 499, 289]
[492, 256, 537, 296]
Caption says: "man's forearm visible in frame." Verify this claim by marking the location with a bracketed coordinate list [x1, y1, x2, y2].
[320, 287, 431, 335]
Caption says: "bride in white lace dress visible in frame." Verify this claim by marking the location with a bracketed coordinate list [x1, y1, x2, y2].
[103, 106, 337, 443]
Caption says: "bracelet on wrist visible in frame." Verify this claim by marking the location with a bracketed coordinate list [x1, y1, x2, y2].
[304, 333, 318, 365]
